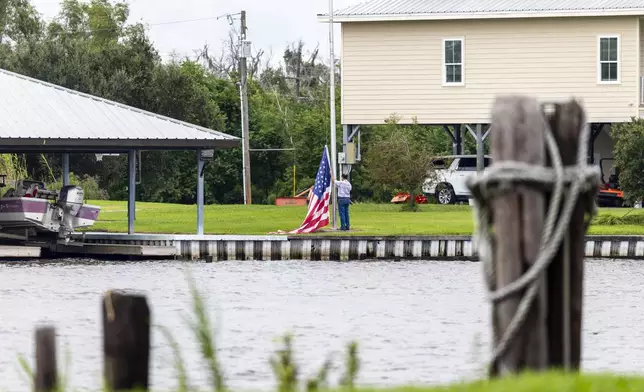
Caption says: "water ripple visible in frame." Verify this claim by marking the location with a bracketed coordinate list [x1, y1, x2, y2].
[0, 259, 641, 390]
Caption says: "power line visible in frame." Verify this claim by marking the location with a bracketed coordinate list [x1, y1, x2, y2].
[143, 15, 221, 27]
[42, 15, 222, 33]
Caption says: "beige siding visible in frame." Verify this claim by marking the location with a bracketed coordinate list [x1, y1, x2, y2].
[341, 17, 639, 125]
[640, 18, 644, 106]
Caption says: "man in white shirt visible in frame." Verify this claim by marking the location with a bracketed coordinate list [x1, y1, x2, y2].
[335, 174, 352, 231]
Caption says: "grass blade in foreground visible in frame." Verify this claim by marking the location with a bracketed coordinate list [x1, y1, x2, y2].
[184, 269, 225, 392]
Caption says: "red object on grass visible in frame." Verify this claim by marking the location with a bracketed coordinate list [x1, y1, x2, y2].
[390, 192, 428, 204]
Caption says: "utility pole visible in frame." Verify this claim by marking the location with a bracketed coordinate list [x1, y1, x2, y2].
[295, 41, 302, 100]
[239, 10, 252, 205]
[328, 0, 338, 229]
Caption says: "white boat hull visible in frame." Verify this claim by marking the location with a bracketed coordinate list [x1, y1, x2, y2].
[0, 197, 100, 233]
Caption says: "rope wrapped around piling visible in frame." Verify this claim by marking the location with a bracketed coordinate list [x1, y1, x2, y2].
[465, 104, 601, 368]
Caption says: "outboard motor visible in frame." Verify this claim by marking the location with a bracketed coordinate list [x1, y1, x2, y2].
[56, 185, 85, 241]
[57, 185, 85, 216]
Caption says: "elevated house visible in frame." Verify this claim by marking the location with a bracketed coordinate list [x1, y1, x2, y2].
[318, 0, 644, 179]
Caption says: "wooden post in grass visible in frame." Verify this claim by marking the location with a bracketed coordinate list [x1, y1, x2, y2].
[484, 96, 595, 376]
[489, 96, 549, 375]
[35, 326, 57, 392]
[102, 291, 151, 391]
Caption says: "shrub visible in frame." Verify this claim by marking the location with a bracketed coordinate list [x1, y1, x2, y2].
[48, 173, 109, 200]
[611, 118, 644, 203]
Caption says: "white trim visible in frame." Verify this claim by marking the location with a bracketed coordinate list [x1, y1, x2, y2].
[597, 34, 621, 84]
[442, 37, 465, 87]
[637, 18, 641, 105]
[317, 8, 644, 23]
[340, 23, 345, 124]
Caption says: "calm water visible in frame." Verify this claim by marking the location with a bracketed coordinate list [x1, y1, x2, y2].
[0, 259, 643, 391]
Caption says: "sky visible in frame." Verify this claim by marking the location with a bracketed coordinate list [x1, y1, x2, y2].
[30, 0, 363, 65]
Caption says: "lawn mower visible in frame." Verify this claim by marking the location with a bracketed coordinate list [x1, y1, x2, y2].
[597, 158, 625, 207]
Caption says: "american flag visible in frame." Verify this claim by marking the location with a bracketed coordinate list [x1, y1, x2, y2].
[290, 146, 333, 234]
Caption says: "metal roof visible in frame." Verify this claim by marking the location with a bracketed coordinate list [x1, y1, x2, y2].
[0, 68, 239, 152]
[319, 0, 644, 22]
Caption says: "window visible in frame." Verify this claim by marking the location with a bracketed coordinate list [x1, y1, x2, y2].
[443, 38, 464, 85]
[456, 157, 491, 171]
[431, 158, 448, 169]
[598, 36, 619, 83]
[456, 158, 477, 171]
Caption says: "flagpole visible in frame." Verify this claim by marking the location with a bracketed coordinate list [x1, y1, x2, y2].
[328, 0, 338, 229]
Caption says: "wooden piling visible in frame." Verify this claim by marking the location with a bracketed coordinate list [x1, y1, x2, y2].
[102, 291, 151, 391]
[546, 101, 594, 370]
[34, 326, 57, 392]
[489, 96, 549, 375]
[480, 96, 597, 376]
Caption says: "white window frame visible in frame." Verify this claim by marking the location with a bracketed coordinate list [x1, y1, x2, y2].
[597, 35, 620, 84]
[442, 37, 465, 86]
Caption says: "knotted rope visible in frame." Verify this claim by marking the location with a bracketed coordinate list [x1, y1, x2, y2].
[466, 104, 601, 369]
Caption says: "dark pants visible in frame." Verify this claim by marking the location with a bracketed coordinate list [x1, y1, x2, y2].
[338, 197, 351, 230]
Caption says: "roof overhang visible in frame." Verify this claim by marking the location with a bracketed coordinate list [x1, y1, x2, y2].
[317, 8, 644, 23]
[0, 138, 240, 153]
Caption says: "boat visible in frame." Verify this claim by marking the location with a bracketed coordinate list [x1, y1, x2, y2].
[0, 175, 101, 242]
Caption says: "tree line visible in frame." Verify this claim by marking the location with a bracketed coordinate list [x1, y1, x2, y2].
[0, 0, 482, 205]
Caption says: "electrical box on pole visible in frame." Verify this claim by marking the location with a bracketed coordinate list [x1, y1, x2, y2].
[241, 40, 252, 58]
[344, 142, 356, 164]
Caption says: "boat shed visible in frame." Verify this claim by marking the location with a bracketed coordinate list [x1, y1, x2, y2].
[0, 68, 240, 235]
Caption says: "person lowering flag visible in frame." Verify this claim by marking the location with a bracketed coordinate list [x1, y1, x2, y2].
[334, 174, 352, 231]
[289, 146, 333, 234]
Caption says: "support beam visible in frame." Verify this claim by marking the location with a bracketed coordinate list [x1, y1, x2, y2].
[62, 153, 70, 186]
[342, 125, 361, 180]
[454, 125, 462, 155]
[348, 125, 361, 142]
[128, 150, 136, 234]
[197, 150, 205, 235]
[588, 123, 604, 164]
[483, 126, 492, 141]
[465, 124, 476, 139]
[442, 125, 454, 142]
[342, 124, 349, 180]
[465, 124, 486, 172]
[476, 124, 485, 172]
[441, 125, 463, 155]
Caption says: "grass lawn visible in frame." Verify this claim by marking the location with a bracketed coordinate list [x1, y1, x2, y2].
[86, 200, 644, 236]
[369, 372, 644, 391]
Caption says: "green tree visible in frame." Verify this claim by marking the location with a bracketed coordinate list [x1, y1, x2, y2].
[0, 0, 41, 44]
[0, 0, 462, 206]
[363, 116, 438, 210]
[611, 118, 644, 203]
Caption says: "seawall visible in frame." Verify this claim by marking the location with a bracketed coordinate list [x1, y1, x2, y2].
[42, 233, 644, 261]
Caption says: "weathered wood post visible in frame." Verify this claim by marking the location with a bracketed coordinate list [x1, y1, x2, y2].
[467, 95, 599, 377]
[546, 101, 595, 370]
[489, 96, 548, 375]
[34, 326, 57, 392]
[102, 291, 151, 391]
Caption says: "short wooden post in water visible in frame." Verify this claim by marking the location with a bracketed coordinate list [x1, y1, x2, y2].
[35, 326, 57, 392]
[102, 291, 151, 391]
[489, 96, 549, 375]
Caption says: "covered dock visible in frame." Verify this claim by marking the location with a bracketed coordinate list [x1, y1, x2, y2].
[0, 68, 240, 235]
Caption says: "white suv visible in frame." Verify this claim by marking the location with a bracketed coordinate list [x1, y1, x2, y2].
[422, 155, 491, 204]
